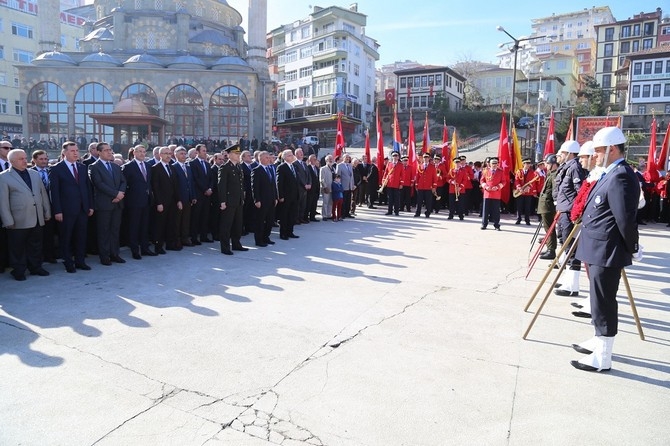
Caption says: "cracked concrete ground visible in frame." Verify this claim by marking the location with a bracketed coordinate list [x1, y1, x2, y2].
[1, 202, 669, 446]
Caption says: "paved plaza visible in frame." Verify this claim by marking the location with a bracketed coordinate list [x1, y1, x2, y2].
[1, 198, 669, 445]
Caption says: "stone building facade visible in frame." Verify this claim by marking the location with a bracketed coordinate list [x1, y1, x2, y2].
[16, 0, 271, 152]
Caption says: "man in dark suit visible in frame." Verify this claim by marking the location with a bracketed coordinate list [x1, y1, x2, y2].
[189, 144, 214, 244]
[83, 142, 100, 255]
[49, 141, 94, 273]
[151, 146, 182, 254]
[276, 149, 300, 240]
[217, 144, 248, 255]
[121, 145, 156, 259]
[0, 149, 51, 280]
[31, 149, 57, 263]
[306, 154, 321, 221]
[172, 146, 196, 247]
[240, 150, 256, 234]
[366, 157, 379, 208]
[572, 127, 640, 373]
[251, 151, 277, 247]
[89, 142, 127, 265]
[293, 148, 312, 224]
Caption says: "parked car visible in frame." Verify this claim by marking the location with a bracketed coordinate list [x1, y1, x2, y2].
[516, 117, 535, 129]
[302, 135, 319, 146]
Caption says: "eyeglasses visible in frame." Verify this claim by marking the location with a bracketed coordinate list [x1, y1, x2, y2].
[0, 146, 12, 150]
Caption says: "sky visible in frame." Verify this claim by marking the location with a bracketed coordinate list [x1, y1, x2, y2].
[82, 1, 665, 66]
[225, 0, 666, 66]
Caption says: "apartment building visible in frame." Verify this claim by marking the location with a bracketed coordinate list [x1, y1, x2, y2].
[395, 66, 465, 112]
[267, 4, 379, 142]
[624, 46, 670, 115]
[0, 0, 88, 136]
[595, 8, 663, 109]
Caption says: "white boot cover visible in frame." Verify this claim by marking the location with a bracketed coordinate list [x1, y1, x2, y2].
[558, 269, 580, 293]
[578, 336, 613, 371]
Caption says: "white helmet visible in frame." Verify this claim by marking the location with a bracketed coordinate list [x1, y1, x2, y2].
[578, 141, 594, 157]
[593, 126, 626, 147]
[559, 140, 580, 154]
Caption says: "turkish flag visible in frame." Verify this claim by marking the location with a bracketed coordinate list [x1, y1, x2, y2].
[385, 89, 395, 107]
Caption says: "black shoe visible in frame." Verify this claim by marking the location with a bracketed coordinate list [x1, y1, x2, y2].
[310, 218, 319, 222]
[414, 214, 420, 217]
[515, 220, 521, 225]
[539, 250, 556, 260]
[494, 226, 501, 231]
[571, 302, 583, 309]
[30, 268, 50, 277]
[571, 344, 593, 355]
[232, 246, 249, 252]
[572, 311, 591, 319]
[132, 253, 142, 260]
[255, 242, 268, 247]
[11, 270, 27, 281]
[265, 239, 276, 245]
[221, 249, 233, 255]
[75, 262, 91, 270]
[166, 245, 182, 251]
[45, 257, 58, 264]
[201, 238, 214, 243]
[394, 212, 399, 216]
[111, 255, 126, 264]
[100, 257, 112, 266]
[141, 249, 158, 257]
[65, 265, 76, 273]
[288, 234, 299, 239]
[448, 216, 454, 220]
[570, 360, 610, 372]
[526, 221, 531, 226]
[155, 247, 166, 255]
[280, 235, 289, 240]
[192, 240, 202, 246]
[459, 216, 464, 221]
[554, 289, 578, 297]
[480, 226, 487, 230]
[368, 205, 376, 209]
[384, 212, 392, 215]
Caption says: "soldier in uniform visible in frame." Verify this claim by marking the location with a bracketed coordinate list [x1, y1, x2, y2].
[571, 127, 639, 372]
[537, 155, 559, 260]
[217, 144, 248, 255]
[552, 140, 586, 297]
[514, 158, 539, 225]
[381, 152, 404, 215]
[399, 155, 414, 212]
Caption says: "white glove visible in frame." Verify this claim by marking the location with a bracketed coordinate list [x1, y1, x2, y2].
[633, 244, 644, 262]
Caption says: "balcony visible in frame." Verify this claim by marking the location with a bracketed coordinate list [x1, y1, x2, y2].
[312, 48, 347, 62]
[312, 65, 339, 78]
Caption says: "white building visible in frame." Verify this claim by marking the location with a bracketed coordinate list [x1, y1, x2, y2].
[267, 3, 379, 142]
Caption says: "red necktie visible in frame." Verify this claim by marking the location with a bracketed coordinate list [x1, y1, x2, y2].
[71, 163, 79, 183]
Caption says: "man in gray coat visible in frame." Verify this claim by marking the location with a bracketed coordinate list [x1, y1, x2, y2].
[0, 149, 51, 280]
[336, 153, 355, 218]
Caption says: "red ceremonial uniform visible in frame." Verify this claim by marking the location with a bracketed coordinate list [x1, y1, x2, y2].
[447, 167, 468, 194]
[383, 161, 404, 188]
[481, 167, 505, 200]
[401, 164, 415, 189]
[514, 168, 539, 197]
[435, 161, 448, 188]
[415, 162, 438, 190]
[461, 164, 474, 190]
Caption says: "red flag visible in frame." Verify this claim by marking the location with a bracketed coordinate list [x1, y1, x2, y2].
[497, 112, 512, 204]
[384, 88, 396, 107]
[376, 107, 385, 186]
[408, 111, 417, 171]
[656, 122, 670, 172]
[364, 126, 371, 164]
[543, 111, 555, 158]
[422, 112, 429, 154]
[646, 118, 659, 181]
[442, 119, 449, 161]
[334, 112, 345, 159]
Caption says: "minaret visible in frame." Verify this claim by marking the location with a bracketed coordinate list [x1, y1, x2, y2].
[247, 0, 269, 80]
[37, 0, 61, 54]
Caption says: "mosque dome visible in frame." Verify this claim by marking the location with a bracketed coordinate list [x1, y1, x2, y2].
[80, 52, 122, 67]
[167, 55, 207, 69]
[32, 51, 77, 66]
[211, 56, 252, 71]
[123, 54, 164, 68]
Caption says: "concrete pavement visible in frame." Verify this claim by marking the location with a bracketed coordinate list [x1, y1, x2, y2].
[1, 207, 669, 445]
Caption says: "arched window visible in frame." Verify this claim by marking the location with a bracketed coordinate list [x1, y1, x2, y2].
[209, 85, 248, 142]
[74, 82, 114, 143]
[165, 84, 204, 138]
[27, 82, 68, 143]
[120, 83, 159, 115]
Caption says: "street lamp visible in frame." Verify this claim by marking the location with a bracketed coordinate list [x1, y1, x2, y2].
[496, 26, 553, 141]
[535, 64, 545, 161]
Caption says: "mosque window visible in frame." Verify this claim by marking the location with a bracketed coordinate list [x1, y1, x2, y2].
[27, 82, 67, 141]
[135, 0, 142, 10]
[147, 32, 156, 49]
[120, 83, 159, 116]
[154, 0, 162, 10]
[176, 0, 184, 11]
[135, 35, 144, 50]
[74, 83, 114, 143]
[209, 85, 249, 142]
[165, 84, 205, 139]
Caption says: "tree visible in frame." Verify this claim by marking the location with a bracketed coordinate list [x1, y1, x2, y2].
[452, 58, 496, 111]
[575, 75, 606, 116]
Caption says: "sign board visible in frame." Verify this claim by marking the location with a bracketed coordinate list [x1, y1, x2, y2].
[576, 116, 620, 145]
